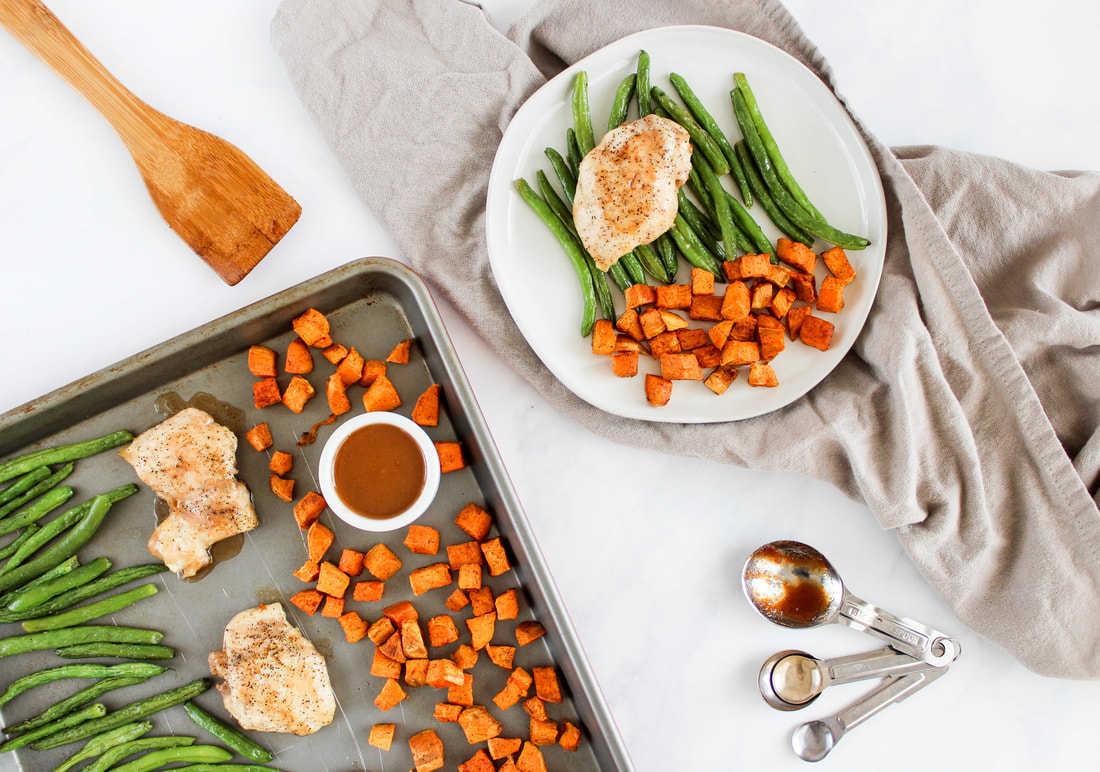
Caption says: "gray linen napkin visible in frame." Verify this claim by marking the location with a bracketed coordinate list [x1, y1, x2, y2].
[271, 0, 1100, 678]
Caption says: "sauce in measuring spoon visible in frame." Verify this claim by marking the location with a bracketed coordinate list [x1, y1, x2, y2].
[332, 423, 425, 519]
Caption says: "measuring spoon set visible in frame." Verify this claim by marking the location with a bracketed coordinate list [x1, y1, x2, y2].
[742, 541, 960, 762]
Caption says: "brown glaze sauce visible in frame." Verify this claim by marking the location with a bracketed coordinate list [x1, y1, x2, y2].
[333, 423, 425, 519]
[772, 580, 831, 626]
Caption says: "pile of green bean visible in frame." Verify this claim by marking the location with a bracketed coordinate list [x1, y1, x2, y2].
[515, 51, 870, 337]
[0, 433, 281, 770]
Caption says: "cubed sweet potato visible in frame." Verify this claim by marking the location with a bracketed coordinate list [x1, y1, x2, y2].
[426, 658, 465, 688]
[767, 263, 792, 288]
[508, 666, 533, 695]
[676, 328, 708, 351]
[655, 284, 692, 309]
[436, 441, 465, 473]
[730, 314, 758, 342]
[689, 294, 724, 322]
[338, 611, 367, 643]
[776, 238, 817, 274]
[488, 738, 523, 761]
[402, 619, 429, 659]
[690, 266, 715, 295]
[516, 621, 546, 647]
[252, 378, 282, 409]
[638, 308, 666, 339]
[455, 503, 493, 542]
[321, 594, 345, 618]
[530, 717, 558, 746]
[693, 344, 723, 369]
[367, 616, 396, 647]
[293, 558, 319, 583]
[591, 319, 616, 356]
[486, 645, 515, 670]
[380, 631, 407, 664]
[822, 246, 857, 285]
[409, 729, 444, 772]
[322, 343, 349, 365]
[660, 352, 704, 381]
[338, 548, 365, 577]
[293, 491, 326, 530]
[516, 742, 548, 772]
[468, 587, 494, 616]
[282, 375, 315, 414]
[326, 374, 351, 416]
[452, 644, 479, 670]
[447, 541, 484, 570]
[645, 373, 673, 406]
[307, 522, 334, 563]
[285, 338, 314, 374]
[269, 450, 293, 475]
[480, 538, 511, 577]
[707, 320, 734, 349]
[533, 666, 563, 703]
[412, 384, 441, 427]
[648, 330, 681, 359]
[771, 287, 796, 319]
[816, 276, 846, 313]
[405, 524, 441, 555]
[406, 659, 429, 687]
[458, 706, 502, 744]
[494, 588, 519, 621]
[363, 374, 401, 412]
[722, 259, 742, 282]
[750, 281, 774, 310]
[245, 423, 273, 451]
[316, 561, 349, 598]
[748, 361, 779, 387]
[493, 682, 523, 711]
[386, 338, 413, 364]
[289, 589, 323, 616]
[428, 615, 460, 648]
[789, 271, 817, 303]
[704, 366, 738, 395]
[787, 304, 812, 341]
[466, 612, 496, 651]
[658, 310, 689, 331]
[611, 351, 639, 378]
[369, 723, 395, 751]
[624, 283, 656, 308]
[364, 544, 403, 581]
[559, 721, 581, 752]
[739, 253, 771, 278]
[615, 309, 645, 342]
[448, 672, 474, 707]
[292, 308, 331, 347]
[523, 696, 548, 720]
[445, 589, 470, 612]
[721, 340, 760, 367]
[336, 347, 365, 386]
[799, 315, 835, 351]
[758, 327, 786, 362]
[435, 702, 463, 722]
[410, 563, 452, 596]
[383, 599, 419, 625]
[458, 563, 482, 591]
[721, 281, 751, 322]
[459, 750, 496, 772]
[374, 678, 407, 711]
[248, 345, 278, 377]
[353, 580, 384, 602]
[359, 359, 387, 388]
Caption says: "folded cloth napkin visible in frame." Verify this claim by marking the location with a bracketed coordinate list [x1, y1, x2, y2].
[272, 0, 1100, 678]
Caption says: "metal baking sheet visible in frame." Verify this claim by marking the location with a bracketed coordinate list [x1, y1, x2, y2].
[0, 258, 634, 772]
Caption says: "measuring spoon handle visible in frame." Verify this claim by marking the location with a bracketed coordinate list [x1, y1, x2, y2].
[822, 647, 934, 686]
[837, 592, 960, 667]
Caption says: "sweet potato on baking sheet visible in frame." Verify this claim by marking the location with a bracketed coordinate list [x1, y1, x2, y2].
[448, 672, 474, 707]
[245, 422, 273, 451]
[363, 374, 401, 412]
[412, 384, 441, 427]
[459, 750, 496, 772]
[386, 338, 413, 364]
[321, 594, 344, 619]
[409, 729, 444, 772]
[248, 345, 278, 377]
[285, 338, 314, 374]
[292, 308, 331, 347]
[369, 723, 395, 751]
[293, 491, 326, 530]
[365, 544, 403, 581]
[405, 524, 441, 555]
[282, 375, 315, 414]
[307, 522, 334, 563]
[436, 441, 466, 473]
[269, 450, 293, 475]
[374, 678, 407, 711]
[458, 705, 502, 744]
[322, 342, 348, 365]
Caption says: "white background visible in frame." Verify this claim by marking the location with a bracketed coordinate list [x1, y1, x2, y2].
[1, 1, 1098, 769]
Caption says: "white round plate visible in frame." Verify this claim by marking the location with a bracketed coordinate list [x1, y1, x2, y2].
[486, 25, 887, 423]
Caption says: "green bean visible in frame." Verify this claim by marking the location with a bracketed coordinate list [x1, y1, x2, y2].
[7, 676, 147, 733]
[0, 464, 72, 522]
[633, 244, 670, 283]
[636, 50, 652, 116]
[678, 189, 738, 259]
[0, 466, 51, 509]
[693, 147, 738, 260]
[83, 736, 195, 772]
[734, 140, 813, 249]
[730, 88, 869, 250]
[669, 216, 724, 278]
[32, 679, 211, 750]
[184, 701, 273, 763]
[685, 168, 713, 213]
[650, 86, 729, 175]
[544, 146, 577, 205]
[536, 170, 577, 235]
[0, 430, 133, 484]
[49, 721, 153, 772]
[618, 252, 646, 286]
[724, 186, 774, 256]
[55, 643, 175, 661]
[0, 526, 39, 561]
[566, 128, 581, 177]
[0, 563, 167, 624]
[0, 485, 132, 595]
[0, 703, 106, 753]
[654, 233, 677, 278]
[734, 72, 821, 219]
[607, 260, 633, 292]
[668, 72, 752, 206]
[607, 73, 636, 131]
[515, 178, 597, 337]
[7, 557, 110, 612]
[2, 495, 114, 576]
[0, 555, 78, 609]
[23, 583, 158, 632]
[0, 485, 73, 537]
[0, 625, 163, 658]
[1, 664, 165, 707]
[571, 71, 596, 156]
[110, 744, 232, 772]
[170, 766, 286, 772]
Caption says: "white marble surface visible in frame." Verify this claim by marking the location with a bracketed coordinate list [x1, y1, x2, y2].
[1, 1, 1097, 769]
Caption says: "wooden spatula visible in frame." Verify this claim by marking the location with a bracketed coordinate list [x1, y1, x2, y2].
[0, 0, 301, 285]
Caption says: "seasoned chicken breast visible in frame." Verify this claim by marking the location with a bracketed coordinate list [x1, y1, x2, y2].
[573, 114, 692, 270]
[120, 407, 258, 578]
[209, 603, 335, 735]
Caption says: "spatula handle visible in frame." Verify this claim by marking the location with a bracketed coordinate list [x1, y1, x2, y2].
[0, 0, 152, 140]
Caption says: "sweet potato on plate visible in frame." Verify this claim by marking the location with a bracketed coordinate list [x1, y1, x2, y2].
[655, 284, 691, 309]
[749, 361, 779, 387]
[721, 280, 751, 322]
[660, 352, 703, 381]
[645, 373, 673, 406]
[817, 276, 846, 313]
[799, 315, 835, 351]
[591, 319, 616, 356]
[638, 308, 666, 339]
[624, 283, 656, 308]
[611, 351, 639, 377]
[822, 245, 857, 285]
[615, 308, 645, 341]
[704, 366, 737, 395]
[739, 253, 771, 278]
[777, 237, 817, 274]
[689, 293, 724, 321]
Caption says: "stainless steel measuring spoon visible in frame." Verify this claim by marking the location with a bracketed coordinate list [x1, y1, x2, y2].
[790, 665, 949, 761]
[742, 541, 961, 667]
[759, 647, 936, 711]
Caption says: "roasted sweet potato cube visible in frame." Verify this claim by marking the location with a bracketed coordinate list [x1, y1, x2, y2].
[689, 294, 724, 321]
[468, 586, 494, 616]
[480, 538, 511, 577]
[435, 702, 463, 722]
[771, 287, 796, 319]
[522, 696, 548, 720]
[458, 706, 502, 744]
[338, 610, 367, 642]
[412, 384, 441, 427]
[307, 521, 334, 563]
[374, 678, 407, 711]
[282, 375, 315, 414]
[721, 340, 760, 367]
[658, 310, 689, 332]
[358, 359, 387, 388]
[488, 737, 523, 761]
[448, 672, 474, 707]
[386, 338, 413, 364]
[292, 308, 330, 347]
[293, 491, 326, 529]
[767, 263, 792, 288]
[445, 589, 470, 611]
[750, 282, 774, 310]
[367, 616, 396, 646]
[405, 524, 441, 555]
[452, 644, 479, 670]
[322, 343, 349, 365]
[645, 373, 673, 406]
[817, 276, 846, 313]
[245, 422, 273, 451]
[353, 580, 384, 602]
[326, 374, 352, 416]
[269, 450, 293, 475]
[707, 320, 734, 349]
[799, 315, 835, 351]
[285, 338, 314, 374]
[693, 344, 723, 369]
[380, 631, 407, 664]
[648, 330, 681, 359]
[486, 644, 515, 670]
[660, 352, 703, 381]
[363, 374, 401, 412]
[614, 308, 645, 342]
[516, 742, 548, 772]
[777, 238, 817, 274]
[321, 595, 345, 619]
[638, 308, 666, 339]
[458, 563, 482, 590]
[655, 284, 692, 309]
[410, 729, 445, 772]
[289, 589, 323, 616]
[426, 658, 465, 688]
[690, 266, 715, 295]
[436, 441, 465, 473]
[293, 558, 319, 583]
[676, 328, 708, 351]
[401, 619, 429, 659]
[624, 283, 656, 308]
[466, 612, 496, 650]
[591, 319, 616, 356]
[383, 599, 419, 625]
[615, 334, 646, 355]
[789, 271, 817, 303]
[252, 378, 282, 409]
[494, 588, 519, 620]
[739, 253, 771, 278]
[823, 246, 857, 285]
[338, 548, 365, 577]
[559, 721, 581, 752]
[721, 280, 751, 322]
[271, 471, 297, 500]
[317, 561, 349, 598]
[516, 621, 546, 647]
[459, 749, 496, 772]
[493, 682, 523, 711]
[758, 327, 786, 362]
[248, 345, 278, 377]
[530, 717, 558, 746]
[364, 544, 403, 580]
[410, 563, 452, 596]
[787, 304, 812, 341]
[447, 541, 484, 569]
[533, 666, 563, 703]
[611, 351, 639, 378]
[748, 361, 779, 387]
[501, 756, 521, 771]
[455, 503, 493, 542]
[406, 659, 429, 687]
[756, 312, 782, 330]
[704, 366, 738, 395]
[722, 259, 742, 282]
[369, 723, 395, 751]
[730, 314, 758, 342]
[334, 347, 365, 386]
